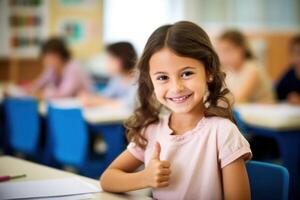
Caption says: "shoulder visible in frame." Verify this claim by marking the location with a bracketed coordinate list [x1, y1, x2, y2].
[277, 66, 295, 84]
[204, 116, 240, 138]
[65, 60, 82, 72]
[284, 67, 296, 78]
[142, 115, 168, 140]
[243, 60, 260, 73]
[205, 116, 236, 128]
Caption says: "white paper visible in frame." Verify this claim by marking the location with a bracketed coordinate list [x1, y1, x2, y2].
[0, 177, 101, 200]
[33, 194, 94, 200]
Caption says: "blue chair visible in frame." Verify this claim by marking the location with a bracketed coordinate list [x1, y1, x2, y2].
[47, 105, 107, 178]
[90, 124, 126, 166]
[233, 109, 249, 134]
[246, 161, 289, 200]
[3, 97, 40, 157]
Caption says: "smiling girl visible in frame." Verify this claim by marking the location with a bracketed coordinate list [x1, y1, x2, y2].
[100, 21, 252, 200]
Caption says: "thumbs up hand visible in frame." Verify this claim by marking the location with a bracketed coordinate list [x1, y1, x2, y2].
[142, 142, 171, 188]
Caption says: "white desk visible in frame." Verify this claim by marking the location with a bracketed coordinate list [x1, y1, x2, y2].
[0, 156, 151, 200]
[0, 84, 132, 125]
[38, 99, 132, 125]
[235, 103, 300, 130]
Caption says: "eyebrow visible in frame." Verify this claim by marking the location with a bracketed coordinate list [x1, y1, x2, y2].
[153, 66, 196, 75]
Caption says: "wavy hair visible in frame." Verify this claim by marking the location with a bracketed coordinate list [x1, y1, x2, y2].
[125, 21, 234, 149]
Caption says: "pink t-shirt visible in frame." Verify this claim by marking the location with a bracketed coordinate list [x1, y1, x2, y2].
[34, 61, 93, 99]
[127, 114, 252, 200]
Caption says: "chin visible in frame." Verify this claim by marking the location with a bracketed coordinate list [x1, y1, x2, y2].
[164, 104, 195, 114]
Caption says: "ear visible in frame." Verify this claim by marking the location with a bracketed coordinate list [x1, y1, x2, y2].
[206, 71, 213, 83]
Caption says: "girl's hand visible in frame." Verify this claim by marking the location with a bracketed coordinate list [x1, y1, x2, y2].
[142, 142, 171, 188]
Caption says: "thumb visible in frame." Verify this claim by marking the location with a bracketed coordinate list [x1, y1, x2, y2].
[151, 142, 161, 160]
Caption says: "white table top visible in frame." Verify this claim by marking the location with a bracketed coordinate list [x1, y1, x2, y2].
[0, 84, 132, 125]
[38, 99, 132, 125]
[235, 103, 300, 130]
[0, 156, 151, 200]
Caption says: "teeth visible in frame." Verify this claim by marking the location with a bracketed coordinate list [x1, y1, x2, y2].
[169, 94, 191, 102]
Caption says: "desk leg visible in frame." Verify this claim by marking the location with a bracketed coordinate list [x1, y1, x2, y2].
[276, 132, 300, 200]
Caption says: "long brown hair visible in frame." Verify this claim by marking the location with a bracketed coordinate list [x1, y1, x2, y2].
[125, 21, 234, 149]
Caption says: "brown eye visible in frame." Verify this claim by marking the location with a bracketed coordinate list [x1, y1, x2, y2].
[181, 71, 194, 78]
[157, 75, 169, 81]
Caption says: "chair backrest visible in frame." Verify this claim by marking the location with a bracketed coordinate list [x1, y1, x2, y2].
[246, 161, 289, 200]
[4, 97, 40, 155]
[47, 105, 88, 167]
[95, 124, 125, 165]
[233, 109, 248, 134]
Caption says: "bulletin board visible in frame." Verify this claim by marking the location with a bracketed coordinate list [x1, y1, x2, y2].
[48, 0, 103, 59]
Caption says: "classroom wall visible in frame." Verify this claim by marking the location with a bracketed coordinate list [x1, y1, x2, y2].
[0, 31, 296, 83]
[247, 31, 296, 81]
[48, 0, 103, 59]
[0, 0, 103, 83]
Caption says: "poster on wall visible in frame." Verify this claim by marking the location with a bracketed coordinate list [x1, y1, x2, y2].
[58, 19, 86, 45]
[59, 0, 97, 8]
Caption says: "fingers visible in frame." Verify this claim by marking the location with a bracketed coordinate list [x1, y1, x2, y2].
[154, 180, 170, 188]
[151, 142, 161, 160]
[158, 181, 169, 188]
[158, 168, 171, 175]
[161, 160, 170, 168]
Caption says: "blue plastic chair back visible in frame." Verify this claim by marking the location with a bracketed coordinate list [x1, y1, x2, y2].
[3, 97, 40, 155]
[95, 124, 125, 165]
[233, 109, 249, 134]
[47, 106, 89, 167]
[246, 161, 289, 200]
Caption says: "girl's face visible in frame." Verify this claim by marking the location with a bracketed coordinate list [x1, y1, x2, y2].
[149, 48, 208, 114]
[42, 53, 65, 73]
[106, 53, 123, 75]
[216, 40, 244, 71]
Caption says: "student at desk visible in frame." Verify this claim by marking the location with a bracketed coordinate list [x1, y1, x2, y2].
[79, 42, 138, 109]
[216, 30, 275, 104]
[26, 37, 93, 99]
[100, 21, 252, 200]
[276, 34, 300, 105]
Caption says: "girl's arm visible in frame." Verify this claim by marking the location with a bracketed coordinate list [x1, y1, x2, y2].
[100, 143, 171, 193]
[222, 158, 251, 200]
[100, 150, 146, 192]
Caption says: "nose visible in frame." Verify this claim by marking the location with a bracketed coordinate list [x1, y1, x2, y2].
[172, 78, 185, 93]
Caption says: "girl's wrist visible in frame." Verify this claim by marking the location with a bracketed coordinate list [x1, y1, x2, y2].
[138, 170, 150, 188]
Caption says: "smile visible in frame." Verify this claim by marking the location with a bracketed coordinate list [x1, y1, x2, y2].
[167, 93, 193, 104]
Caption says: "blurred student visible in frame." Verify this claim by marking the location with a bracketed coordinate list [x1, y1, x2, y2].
[79, 42, 138, 108]
[27, 37, 93, 99]
[276, 34, 300, 105]
[217, 30, 275, 104]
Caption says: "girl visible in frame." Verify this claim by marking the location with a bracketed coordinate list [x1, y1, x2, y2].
[216, 30, 275, 104]
[79, 42, 137, 109]
[26, 37, 93, 99]
[100, 21, 252, 200]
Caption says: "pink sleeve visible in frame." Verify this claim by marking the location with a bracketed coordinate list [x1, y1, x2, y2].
[56, 64, 81, 97]
[126, 125, 154, 163]
[34, 68, 54, 91]
[218, 119, 252, 168]
[127, 142, 145, 162]
[45, 62, 83, 98]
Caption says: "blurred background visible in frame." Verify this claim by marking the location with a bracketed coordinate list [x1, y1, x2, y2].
[0, 0, 299, 82]
[0, 0, 300, 199]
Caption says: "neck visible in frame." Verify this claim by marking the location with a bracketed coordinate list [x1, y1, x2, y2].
[169, 104, 205, 135]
